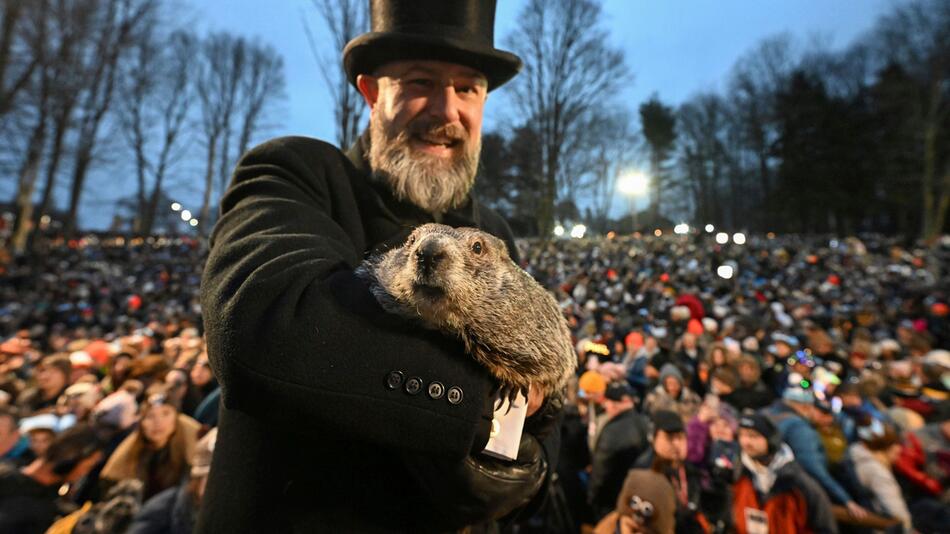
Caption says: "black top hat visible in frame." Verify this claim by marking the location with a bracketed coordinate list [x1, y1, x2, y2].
[343, 0, 523, 91]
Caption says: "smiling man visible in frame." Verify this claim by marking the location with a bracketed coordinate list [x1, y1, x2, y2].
[198, 1, 560, 532]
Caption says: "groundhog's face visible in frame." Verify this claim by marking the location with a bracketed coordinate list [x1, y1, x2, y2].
[375, 223, 513, 326]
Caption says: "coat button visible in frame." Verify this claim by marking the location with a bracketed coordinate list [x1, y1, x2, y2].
[447, 386, 463, 405]
[427, 381, 444, 400]
[405, 377, 423, 395]
[385, 371, 405, 390]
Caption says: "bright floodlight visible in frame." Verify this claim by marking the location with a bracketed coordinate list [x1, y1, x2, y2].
[715, 232, 729, 245]
[570, 224, 587, 239]
[654, 229, 662, 237]
[171, 202, 181, 212]
[733, 232, 746, 245]
[717, 265, 734, 279]
[189, 219, 198, 227]
[674, 223, 689, 235]
[705, 224, 714, 233]
[617, 171, 649, 196]
[553, 224, 565, 237]
[180, 209, 192, 221]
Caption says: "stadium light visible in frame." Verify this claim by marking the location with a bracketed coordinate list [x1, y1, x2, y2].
[715, 232, 729, 245]
[189, 219, 199, 227]
[171, 202, 181, 212]
[717, 265, 734, 279]
[705, 224, 714, 233]
[570, 224, 587, 239]
[673, 223, 689, 235]
[180, 209, 192, 221]
[733, 232, 746, 245]
[553, 224, 565, 237]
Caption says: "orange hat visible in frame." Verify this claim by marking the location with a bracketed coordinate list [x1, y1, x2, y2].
[625, 331, 644, 351]
[578, 371, 607, 397]
[687, 318, 704, 336]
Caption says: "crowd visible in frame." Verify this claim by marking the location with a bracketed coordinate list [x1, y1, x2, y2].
[0, 230, 947, 533]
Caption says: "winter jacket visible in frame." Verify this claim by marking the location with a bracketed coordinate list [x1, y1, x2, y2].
[643, 365, 702, 421]
[198, 134, 556, 533]
[731, 445, 837, 534]
[765, 401, 853, 505]
[723, 382, 773, 412]
[894, 429, 944, 496]
[587, 409, 650, 518]
[0, 464, 61, 534]
[849, 442, 911, 531]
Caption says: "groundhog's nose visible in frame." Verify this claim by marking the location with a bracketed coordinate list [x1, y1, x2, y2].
[416, 242, 445, 275]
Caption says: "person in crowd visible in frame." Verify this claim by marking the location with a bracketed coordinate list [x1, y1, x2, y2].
[588, 383, 650, 519]
[849, 418, 912, 532]
[100, 386, 200, 501]
[643, 364, 702, 421]
[0, 424, 102, 534]
[765, 385, 870, 519]
[732, 413, 837, 534]
[593, 468, 676, 534]
[894, 418, 949, 500]
[0, 406, 30, 466]
[728, 355, 773, 411]
[17, 354, 72, 414]
[126, 427, 218, 534]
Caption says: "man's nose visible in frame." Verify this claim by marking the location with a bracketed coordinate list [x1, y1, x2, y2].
[426, 85, 460, 123]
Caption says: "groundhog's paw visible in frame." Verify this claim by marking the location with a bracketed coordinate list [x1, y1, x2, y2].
[492, 382, 529, 415]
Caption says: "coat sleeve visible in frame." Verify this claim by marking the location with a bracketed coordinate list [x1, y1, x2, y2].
[783, 419, 852, 505]
[201, 137, 494, 460]
[797, 469, 839, 534]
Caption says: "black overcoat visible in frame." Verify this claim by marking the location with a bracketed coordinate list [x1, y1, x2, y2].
[197, 134, 553, 533]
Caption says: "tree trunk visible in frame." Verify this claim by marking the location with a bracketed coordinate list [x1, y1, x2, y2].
[11, 114, 47, 252]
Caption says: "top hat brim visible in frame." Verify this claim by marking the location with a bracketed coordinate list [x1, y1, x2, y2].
[343, 32, 522, 91]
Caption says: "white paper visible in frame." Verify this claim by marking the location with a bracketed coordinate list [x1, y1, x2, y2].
[482, 391, 528, 461]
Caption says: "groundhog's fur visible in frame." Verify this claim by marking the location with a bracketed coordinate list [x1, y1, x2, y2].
[357, 223, 575, 398]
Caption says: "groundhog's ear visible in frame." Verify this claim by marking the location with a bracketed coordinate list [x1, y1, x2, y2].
[489, 235, 509, 256]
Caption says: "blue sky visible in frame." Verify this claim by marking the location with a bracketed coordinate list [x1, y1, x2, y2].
[66, 0, 895, 229]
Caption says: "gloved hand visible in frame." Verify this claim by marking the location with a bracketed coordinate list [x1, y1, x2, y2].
[402, 431, 548, 530]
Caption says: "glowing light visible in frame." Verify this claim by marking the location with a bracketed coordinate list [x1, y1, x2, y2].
[717, 265, 734, 279]
[606, 231, 616, 239]
[570, 224, 587, 239]
[767, 232, 776, 239]
[171, 202, 181, 211]
[705, 224, 715, 233]
[189, 219, 198, 227]
[673, 223, 689, 235]
[654, 229, 662, 237]
[715, 232, 729, 245]
[180, 210, 192, 221]
[733, 232, 746, 245]
[553, 224, 565, 237]
[617, 171, 649, 196]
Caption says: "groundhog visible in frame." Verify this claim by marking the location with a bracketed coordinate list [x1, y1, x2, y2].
[357, 223, 576, 403]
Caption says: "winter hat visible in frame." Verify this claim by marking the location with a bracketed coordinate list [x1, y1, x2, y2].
[191, 428, 218, 478]
[658, 364, 683, 385]
[92, 390, 138, 430]
[616, 469, 676, 534]
[701, 317, 719, 333]
[20, 413, 77, 434]
[782, 383, 815, 405]
[711, 366, 739, 391]
[741, 336, 760, 353]
[739, 413, 781, 454]
[578, 370, 607, 398]
[856, 418, 900, 451]
[604, 382, 636, 402]
[652, 410, 685, 435]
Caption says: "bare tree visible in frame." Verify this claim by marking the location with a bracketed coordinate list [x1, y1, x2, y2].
[639, 95, 677, 223]
[504, 0, 630, 237]
[116, 28, 196, 235]
[304, 0, 366, 148]
[872, 0, 950, 241]
[0, 0, 39, 118]
[235, 40, 286, 158]
[62, 0, 160, 237]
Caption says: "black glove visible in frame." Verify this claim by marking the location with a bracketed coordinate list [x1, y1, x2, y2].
[402, 432, 548, 530]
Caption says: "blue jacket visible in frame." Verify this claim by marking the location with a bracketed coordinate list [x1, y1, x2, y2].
[765, 401, 852, 505]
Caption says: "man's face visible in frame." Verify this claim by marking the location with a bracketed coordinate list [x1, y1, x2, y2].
[653, 430, 687, 463]
[0, 416, 17, 443]
[738, 428, 769, 458]
[37, 365, 67, 395]
[662, 376, 681, 398]
[359, 60, 488, 214]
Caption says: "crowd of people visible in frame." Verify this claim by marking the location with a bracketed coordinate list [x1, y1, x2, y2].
[0, 230, 947, 533]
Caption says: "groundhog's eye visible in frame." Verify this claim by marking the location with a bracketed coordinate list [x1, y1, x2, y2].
[471, 241, 483, 255]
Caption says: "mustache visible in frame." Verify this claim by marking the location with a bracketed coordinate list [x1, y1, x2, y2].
[404, 118, 469, 144]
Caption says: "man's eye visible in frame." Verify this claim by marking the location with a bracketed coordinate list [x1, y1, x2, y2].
[407, 78, 434, 88]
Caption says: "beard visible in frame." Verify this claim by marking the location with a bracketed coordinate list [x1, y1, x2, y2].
[368, 111, 480, 215]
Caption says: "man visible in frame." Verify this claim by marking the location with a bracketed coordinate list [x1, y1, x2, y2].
[0, 407, 30, 466]
[199, 1, 557, 532]
[588, 383, 650, 519]
[764, 386, 868, 519]
[636, 410, 709, 534]
[17, 354, 71, 415]
[732, 413, 836, 534]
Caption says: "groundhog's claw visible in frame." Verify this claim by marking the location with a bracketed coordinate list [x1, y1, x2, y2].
[493, 383, 530, 415]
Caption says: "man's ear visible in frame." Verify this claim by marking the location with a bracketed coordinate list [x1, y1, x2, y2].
[356, 74, 380, 110]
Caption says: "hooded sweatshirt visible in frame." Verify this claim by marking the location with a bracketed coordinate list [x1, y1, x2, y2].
[644, 364, 701, 420]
